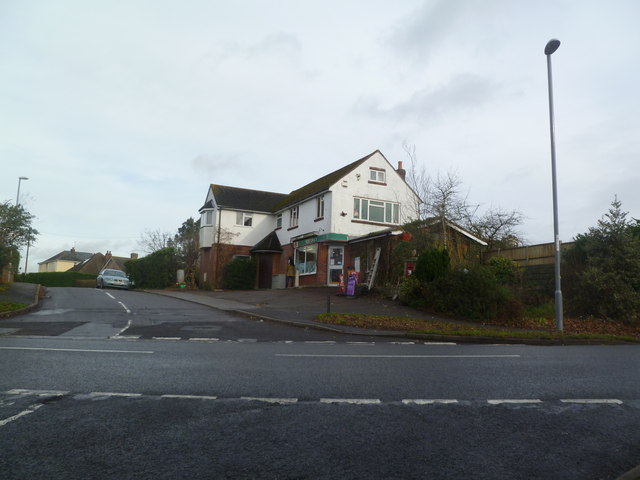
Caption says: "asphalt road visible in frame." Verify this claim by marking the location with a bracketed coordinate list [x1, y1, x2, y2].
[1, 287, 639, 479]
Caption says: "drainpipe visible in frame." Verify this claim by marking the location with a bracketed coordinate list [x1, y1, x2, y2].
[215, 207, 222, 288]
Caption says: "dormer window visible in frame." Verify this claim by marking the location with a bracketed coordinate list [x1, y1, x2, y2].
[369, 168, 386, 184]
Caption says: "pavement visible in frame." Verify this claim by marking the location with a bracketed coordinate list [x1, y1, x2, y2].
[143, 286, 464, 340]
[0, 282, 41, 318]
[2, 283, 638, 344]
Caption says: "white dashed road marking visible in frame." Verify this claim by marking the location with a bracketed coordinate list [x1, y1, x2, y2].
[320, 398, 381, 405]
[488, 399, 543, 405]
[117, 301, 131, 314]
[88, 392, 143, 398]
[0, 389, 629, 407]
[5, 389, 69, 396]
[240, 397, 298, 404]
[560, 399, 623, 404]
[0, 346, 153, 354]
[161, 394, 219, 400]
[0, 403, 43, 427]
[276, 354, 521, 359]
[402, 399, 459, 405]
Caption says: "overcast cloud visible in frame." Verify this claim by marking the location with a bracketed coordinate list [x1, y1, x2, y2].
[1, 0, 639, 272]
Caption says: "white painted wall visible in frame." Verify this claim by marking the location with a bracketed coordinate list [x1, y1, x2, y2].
[220, 209, 276, 246]
[275, 193, 332, 246]
[199, 151, 421, 251]
[330, 151, 419, 237]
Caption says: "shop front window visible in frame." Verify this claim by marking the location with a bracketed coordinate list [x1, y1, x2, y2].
[295, 243, 317, 275]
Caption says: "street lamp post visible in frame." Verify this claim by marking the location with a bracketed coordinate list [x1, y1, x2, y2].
[15, 176, 30, 274]
[545, 39, 563, 332]
[16, 176, 28, 206]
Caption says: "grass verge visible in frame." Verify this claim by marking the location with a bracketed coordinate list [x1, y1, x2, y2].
[316, 313, 640, 344]
[0, 302, 28, 313]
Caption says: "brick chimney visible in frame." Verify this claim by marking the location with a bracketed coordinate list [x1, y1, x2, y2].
[397, 161, 406, 181]
[130, 253, 139, 260]
[105, 251, 112, 262]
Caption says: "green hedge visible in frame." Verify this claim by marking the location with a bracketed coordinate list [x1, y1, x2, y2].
[399, 254, 524, 323]
[126, 247, 177, 289]
[17, 272, 97, 287]
[223, 257, 256, 289]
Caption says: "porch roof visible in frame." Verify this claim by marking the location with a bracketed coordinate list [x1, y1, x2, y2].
[251, 231, 283, 253]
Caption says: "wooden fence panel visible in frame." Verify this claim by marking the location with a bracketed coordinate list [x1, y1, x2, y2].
[484, 241, 574, 267]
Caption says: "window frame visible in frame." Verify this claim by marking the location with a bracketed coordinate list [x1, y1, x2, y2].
[294, 243, 318, 275]
[353, 197, 400, 225]
[202, 210, 214, 226]
[316, 195, 325, 219]
[235, 211, 253, 227]
[276, 213, 283, 229]
[289, 206, 299, 228]
[369, 168, 386, 184]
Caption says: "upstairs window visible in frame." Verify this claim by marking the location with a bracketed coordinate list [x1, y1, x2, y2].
[369, 168, 386, 184]
[276, 213, 283, 229]
[353, 197, 399, 224]
[316, 196, 325, 219]
[235, 212, 253, 227]
[202, 210, 214, 226]
[290, 206, 299, 228]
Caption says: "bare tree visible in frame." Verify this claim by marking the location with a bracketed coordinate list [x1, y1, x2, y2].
[468, 207, 524, 250]
[403, 143, 524, 249]
[137, 229, 174, 254]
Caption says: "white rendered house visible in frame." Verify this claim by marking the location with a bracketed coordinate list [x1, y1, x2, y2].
[199, 150, 420, 288]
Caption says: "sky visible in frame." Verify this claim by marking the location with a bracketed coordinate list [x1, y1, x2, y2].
[2, 0, 639, 273]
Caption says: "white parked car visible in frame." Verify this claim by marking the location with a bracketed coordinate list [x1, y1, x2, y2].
[96, 269, 132, 290]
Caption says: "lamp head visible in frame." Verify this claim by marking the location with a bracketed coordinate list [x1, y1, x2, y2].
[545, 39, 561, 56]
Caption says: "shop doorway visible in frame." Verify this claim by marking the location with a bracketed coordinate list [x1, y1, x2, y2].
[327, 246, 344, 286]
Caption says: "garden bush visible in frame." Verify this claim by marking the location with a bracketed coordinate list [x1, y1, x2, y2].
[486, 256, 521, 285]
[400, 264, 523, 323]
[563, 198, 640, 324]
[126, 247, 177, 289]
[415, 247, 450, 283]
[223, 257, 256, 290]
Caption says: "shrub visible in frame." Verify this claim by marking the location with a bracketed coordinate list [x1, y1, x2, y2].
[398, 276, 424, 306]
[126, 247, 178, 289]
[486, 256, 521, 285]
[415, 247, 450, 283]
[400, 264, 523, 323]
[563, 198, 640, 324]
[223, 257, 256, 290]
[434, 267, 516, 321]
